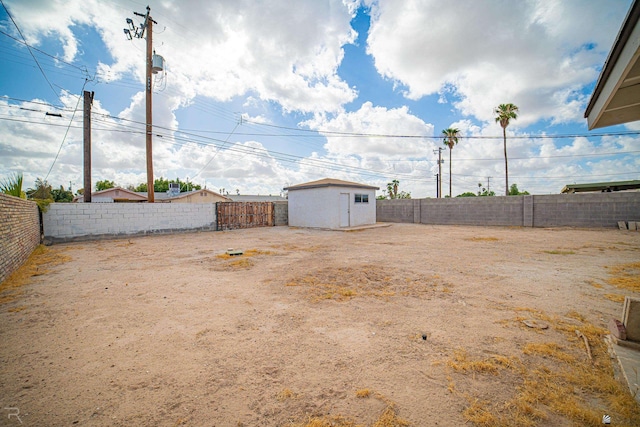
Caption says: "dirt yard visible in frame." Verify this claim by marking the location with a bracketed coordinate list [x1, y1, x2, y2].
[1, 224, 639, 426]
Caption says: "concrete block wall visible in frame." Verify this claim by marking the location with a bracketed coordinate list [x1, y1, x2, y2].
[0, 194, 40, 284]
[419, 196, 525, 226]
[532, 193, 640, 227]
[376, 199, 415, 223]
[273, 201, 288, 226]
[377, 192, 640, 228]
[43, 203, 217, 243]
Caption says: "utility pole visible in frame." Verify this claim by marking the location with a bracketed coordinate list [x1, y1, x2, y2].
[435, 174, 439, 198]
[487, 176, 492, 194]
[125, 6, 157, 202]
[83, 90, 94, 203]
[433, 147, 443, 198]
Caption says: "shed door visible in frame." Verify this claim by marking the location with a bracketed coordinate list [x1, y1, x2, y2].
[340, 193, 350, 227]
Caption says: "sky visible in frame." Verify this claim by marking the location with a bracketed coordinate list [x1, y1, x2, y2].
[1, 0, 639, 198]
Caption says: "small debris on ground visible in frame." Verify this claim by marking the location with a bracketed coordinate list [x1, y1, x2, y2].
[522, 319, 549, 329]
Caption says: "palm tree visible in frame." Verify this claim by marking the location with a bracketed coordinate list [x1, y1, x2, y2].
[0, 172, 25, 198]
[494, 103, 519, 196]
[442, 128, 460, 197]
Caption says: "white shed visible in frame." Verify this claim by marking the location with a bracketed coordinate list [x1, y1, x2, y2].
[284, 178, 379, 229]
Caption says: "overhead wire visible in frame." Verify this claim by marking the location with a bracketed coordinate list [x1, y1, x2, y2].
[0, 0, 69, 104]
[44, 79, 89, 182]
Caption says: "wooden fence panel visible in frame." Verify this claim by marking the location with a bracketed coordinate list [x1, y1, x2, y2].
[216, 202, 274, 230]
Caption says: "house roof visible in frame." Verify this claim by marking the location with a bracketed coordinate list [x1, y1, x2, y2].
[74, 187, 146, 202]
[584, 0, 640, 129]
[561, 180, 640, 193]
[154, 189, 229, 202]
[283, 178, 379, 191]
[76, 187, 230, 202]
[226, 195, 286, 202]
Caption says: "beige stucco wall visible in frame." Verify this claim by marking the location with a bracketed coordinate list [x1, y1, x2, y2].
[168, 191, 227, 203]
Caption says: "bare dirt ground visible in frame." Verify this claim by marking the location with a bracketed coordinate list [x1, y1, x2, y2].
[1, 224, 640, 426]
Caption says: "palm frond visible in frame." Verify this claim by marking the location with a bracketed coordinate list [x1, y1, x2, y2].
[0, 173, 25, 198]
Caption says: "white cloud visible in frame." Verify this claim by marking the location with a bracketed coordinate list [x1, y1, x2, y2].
[303, 101, 436, 158]
[365, 0, 631, 125]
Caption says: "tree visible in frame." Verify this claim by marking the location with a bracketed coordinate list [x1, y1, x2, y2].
[477, 182, 495, 197]
[442, 128, 460, 198]
[134, 177, 203, 193]
[494, 103, 519, 196]
[0, 172, 25, 198]
[96, 180, 116, 191]
[134, 183, 147, 192]
[384, 179, 411, 199]
[456, 192, 477, 197]
[387, 179, 400, 199]
[508, 183, 530, 196]
[26, 178, 53, 212]
[51, 185, 74, 202]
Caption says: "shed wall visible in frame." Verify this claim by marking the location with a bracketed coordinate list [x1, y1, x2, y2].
[288, 186, 376, 228]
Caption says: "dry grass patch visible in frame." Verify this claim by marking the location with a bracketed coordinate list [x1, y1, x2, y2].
[604, 293, 626, 303]
[606, 261, 640, 293]
[446, 308, 640, 426]
[543, 250, 575, 255]
[447, 349, 511, 375]
[355, 389, 371, 398]
[213, 248, 275, 270]
[215, 248, 274, 260]
[522, 342, 576, 363]
[283, 265, 436, 302]
[0, 245, 71, 305]
[466, 237, 500, 242]
[277, 388, 296, 401]
[288, 392, 409, 427]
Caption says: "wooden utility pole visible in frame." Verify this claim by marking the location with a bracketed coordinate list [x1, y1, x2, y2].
[145, 14, 154, 202]
[434, 147, 443, 198]
[83, 90, 93, 203]
[127, 6, 157, 202]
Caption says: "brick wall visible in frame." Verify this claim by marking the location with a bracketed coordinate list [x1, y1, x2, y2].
[0, 194, 40, 284]
[377, 192, 640, 228]
[43, 203, 217, 243]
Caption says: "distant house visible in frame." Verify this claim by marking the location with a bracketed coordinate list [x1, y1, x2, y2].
[73, 187, 146, 203]
[74, 187, 230, 203]
[284, 178, 378, 229]
[561, 180, 640, 194]
[158, 189, 230, 203]
[226, 195, 286, 202]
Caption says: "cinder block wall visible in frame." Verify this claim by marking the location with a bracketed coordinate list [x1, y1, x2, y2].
[376, 199, 415, 223]
[420, 196, 525, 226]
[273, 201, 288, 226]
[0, 194, 40, 284]
[43, 203, 217, 243]
[377, 192, 640, 228]
[532, 193, 640, 227]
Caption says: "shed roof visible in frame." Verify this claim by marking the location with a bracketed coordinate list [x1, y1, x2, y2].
[283, 178, 379, 191]
[561, 180, 640, 193]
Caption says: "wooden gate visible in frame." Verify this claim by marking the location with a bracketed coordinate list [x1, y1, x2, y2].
[216, 202, 274, 230]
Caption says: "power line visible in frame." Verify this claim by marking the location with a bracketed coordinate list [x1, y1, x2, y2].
[44, 79, 89, 182]
[0, 29, 91, 74]
[1, 0, 64, 103]
[2, 110, 640, 164]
